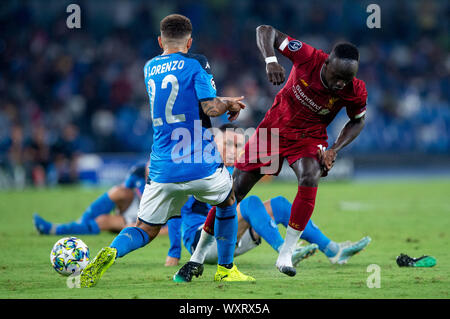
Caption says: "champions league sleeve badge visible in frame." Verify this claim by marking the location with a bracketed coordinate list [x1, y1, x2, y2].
[288, 40, 302, 51]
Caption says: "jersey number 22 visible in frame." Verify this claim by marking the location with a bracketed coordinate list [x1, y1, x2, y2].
[147, 74, 186, 127]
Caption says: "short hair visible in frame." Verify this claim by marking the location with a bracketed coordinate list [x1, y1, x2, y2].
[160, 14, 192, 39]
[218, 123, 240, 132]
[332, 42, 359, 61]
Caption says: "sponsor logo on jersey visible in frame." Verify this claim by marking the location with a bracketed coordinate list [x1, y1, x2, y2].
[288, 40, 302, 51]
[292, 84, 333, 115]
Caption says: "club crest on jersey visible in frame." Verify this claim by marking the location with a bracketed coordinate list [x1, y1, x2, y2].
[210, 78, 216, 90]
[288, 40, 302, 51]
[326, 97, 339, 109]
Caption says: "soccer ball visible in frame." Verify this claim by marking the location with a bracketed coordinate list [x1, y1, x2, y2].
[50, 237, 90, 276]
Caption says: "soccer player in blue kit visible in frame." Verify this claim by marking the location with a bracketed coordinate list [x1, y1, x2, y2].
[32, 164, 147, 235]
[166, 124, 371, 267]
[80, 14, 252, 287]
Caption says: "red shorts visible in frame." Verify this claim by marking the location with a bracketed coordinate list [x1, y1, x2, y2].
[235, 126, 328, 176]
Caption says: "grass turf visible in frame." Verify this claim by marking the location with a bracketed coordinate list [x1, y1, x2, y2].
[0, 179, 449, 299]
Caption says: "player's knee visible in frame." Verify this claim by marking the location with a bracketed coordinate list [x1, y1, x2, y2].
[109, 185, 134, 202]
[218, 190, 236, 208]
[298, 167, 321, 187]
[239, 195, 264, 221]
[270, 196, 290, 211]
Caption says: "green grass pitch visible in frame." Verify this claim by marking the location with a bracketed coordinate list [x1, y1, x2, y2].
[0, 179, 449, 299]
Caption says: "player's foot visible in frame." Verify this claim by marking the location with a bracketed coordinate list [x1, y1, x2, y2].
[173, 261, 204, 283]
[32, 213, 53, 235]
[275, 257, 296, 276]
[292, 243, 319, 267]
[328, 236, 371, 265]
[214, 264, 255, 282]
[276, 264, 296, 276]
[80, 247, 117, 287]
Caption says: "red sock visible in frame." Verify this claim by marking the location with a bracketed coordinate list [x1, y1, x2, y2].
[288, 186, 318, 231]
[203, 206, 217, 235]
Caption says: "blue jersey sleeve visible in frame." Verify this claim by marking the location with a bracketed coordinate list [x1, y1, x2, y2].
[167, 217, 182, 259]
[192, 55, 216, 101]
[123, 165, 146, 195]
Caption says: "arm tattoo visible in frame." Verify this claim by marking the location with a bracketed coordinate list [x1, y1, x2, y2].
[201, 98, 228, 117]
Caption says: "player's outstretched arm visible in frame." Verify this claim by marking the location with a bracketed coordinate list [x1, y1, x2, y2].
[318, 116, 365, 172]
[201, 96, 246, 121]
[256, 25, 287, 85]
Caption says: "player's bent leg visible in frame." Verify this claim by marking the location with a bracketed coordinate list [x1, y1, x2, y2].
[33, 212, 101, 235]
[79, 191, 116, 224]
[239, 195, 284, 252]
[276, 158, 321, 277]
[81, 222, 158, 287]
[108, 186, 135, 214]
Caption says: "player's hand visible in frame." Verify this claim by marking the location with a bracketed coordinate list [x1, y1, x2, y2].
[164, 256, 179, 267]
[317, 148, 337, 175]
[266, 62, 285, 85]
[223, 96, 246, 121]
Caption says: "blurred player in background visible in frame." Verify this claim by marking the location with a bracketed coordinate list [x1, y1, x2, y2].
[182, 24, 368, 278]
[167, 124, 371, 267]
[32, 164, 146, 235]
[80, 14, 250, 288]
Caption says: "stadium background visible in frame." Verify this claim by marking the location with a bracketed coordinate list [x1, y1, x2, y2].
[0, 0, 449, 187]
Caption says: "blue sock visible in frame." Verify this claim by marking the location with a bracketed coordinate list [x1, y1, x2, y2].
[302, 220, 339, 257]
[80, 193, 115, 223]
[240, 196, 284, 252]
[55, 219, 100, 235]
[270, 196, 338, 257]
[269, 196, 291, 227]
[110, 227, 150, 258]
[215, 201, 238, 266]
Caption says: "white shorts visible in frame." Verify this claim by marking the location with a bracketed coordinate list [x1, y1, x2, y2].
[138, 165, 232, 225]
[119, 193, 140, 225]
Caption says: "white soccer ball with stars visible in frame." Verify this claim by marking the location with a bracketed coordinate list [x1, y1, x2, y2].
[50, 237, 90, 276]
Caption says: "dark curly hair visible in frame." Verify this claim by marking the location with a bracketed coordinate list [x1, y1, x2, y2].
[332, 42, 359, 61]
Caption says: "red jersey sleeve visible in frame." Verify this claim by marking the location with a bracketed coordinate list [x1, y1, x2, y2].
[345, 79, 368, 120]
[277, 35, 316, 65]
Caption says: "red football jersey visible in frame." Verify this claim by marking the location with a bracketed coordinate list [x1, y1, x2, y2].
[261, 35, 368, 141]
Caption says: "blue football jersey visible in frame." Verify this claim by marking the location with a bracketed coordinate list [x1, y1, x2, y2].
[143, 52, 222, 183]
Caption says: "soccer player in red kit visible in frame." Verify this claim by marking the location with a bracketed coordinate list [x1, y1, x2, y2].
[174, 24, 367, 281]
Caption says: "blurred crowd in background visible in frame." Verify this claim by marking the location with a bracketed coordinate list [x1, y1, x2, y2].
[0, 0, 449, 187]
